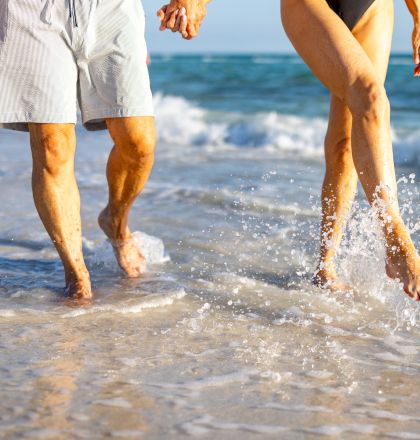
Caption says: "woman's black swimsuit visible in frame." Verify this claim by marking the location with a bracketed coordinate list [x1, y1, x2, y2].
[326, 0, 376, 30]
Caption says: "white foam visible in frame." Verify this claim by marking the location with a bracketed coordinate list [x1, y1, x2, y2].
[257, 402, 332, 413]
[0, 307, 50, 318]
[351, 408, 420, 422]
[0, 309, 16, 318]
[332, 192, 420, 322]
[180, 415, 288, 435]
[92, 398, 132, 409]
[91, 231, 169, 272]
[394, 296, 420, 329]
[132, 231, 170, 264]
[386, 432, 420, 439]
[153, 93, 419, 165]
[303, 424, 376, 436]
[60, 289, 186, 318]
[149, 369, 257, 391]
[147, 182, 318, 219]
[153, 93, 325, 158]
[305, 370, 334, 379]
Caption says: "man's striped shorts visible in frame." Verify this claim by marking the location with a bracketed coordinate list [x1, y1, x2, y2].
[0, 0, 154, 131]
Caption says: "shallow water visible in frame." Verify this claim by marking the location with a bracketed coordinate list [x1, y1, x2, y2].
[0, 55, 419, 438]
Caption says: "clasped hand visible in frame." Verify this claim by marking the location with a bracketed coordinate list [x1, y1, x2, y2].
[157, 0, 207, 40]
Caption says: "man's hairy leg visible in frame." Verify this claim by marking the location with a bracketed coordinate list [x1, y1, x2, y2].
[29, 123, 92, 300]
[98, 116, 156, 277]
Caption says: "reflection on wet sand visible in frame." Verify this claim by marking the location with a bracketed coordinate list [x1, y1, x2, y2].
[24, 326, 155, 438]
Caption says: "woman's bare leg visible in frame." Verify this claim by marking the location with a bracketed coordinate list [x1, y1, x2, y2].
[282, 0, 419, 299]
[315, 96, 358, 289]
[29, 124, 92, 300]
[315, 1, 394, 288]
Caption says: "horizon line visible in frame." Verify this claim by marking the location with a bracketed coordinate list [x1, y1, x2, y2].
[149, 51, 413, 56]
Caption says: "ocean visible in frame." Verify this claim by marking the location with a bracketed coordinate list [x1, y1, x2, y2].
[0, 54, 419, 438]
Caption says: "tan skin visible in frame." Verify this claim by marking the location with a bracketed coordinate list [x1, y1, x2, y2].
[26, 0, 200, 302]
[315, 0, 396, 290]
[29, 117, 156, 301]
[157, 0, 210, 39]
[281, 0, 420, 300]
[161, 0, 420, 301]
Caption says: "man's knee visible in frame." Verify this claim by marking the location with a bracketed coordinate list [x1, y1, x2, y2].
[112, 118, 157, 163]
[30, 126, 75, 177]
[347, 78, 388, 123]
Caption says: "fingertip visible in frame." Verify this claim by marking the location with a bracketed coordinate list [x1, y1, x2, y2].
[186, 23, 197, 37]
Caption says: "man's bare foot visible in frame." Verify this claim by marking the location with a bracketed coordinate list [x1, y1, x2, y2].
[313, 267, 350, 292]
[98, 208, 146, 278]
[64, 278, 92, 300]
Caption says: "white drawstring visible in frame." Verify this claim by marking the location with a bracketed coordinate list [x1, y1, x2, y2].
[68, 0, 78, 27]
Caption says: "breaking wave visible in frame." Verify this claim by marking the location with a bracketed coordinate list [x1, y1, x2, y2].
[153, 94, 420, 167]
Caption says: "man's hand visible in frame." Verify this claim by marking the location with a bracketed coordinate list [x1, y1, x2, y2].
[157, 0, 208, 40]
[157, 5, 189, 38]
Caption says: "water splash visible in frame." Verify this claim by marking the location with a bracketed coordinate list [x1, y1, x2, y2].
[90, 231, 170, 272]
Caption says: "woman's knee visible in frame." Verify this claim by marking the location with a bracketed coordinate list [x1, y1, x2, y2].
[347, 78, 388, 123]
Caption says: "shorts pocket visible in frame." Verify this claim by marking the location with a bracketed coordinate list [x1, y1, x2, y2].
[0, 0, 9, 44]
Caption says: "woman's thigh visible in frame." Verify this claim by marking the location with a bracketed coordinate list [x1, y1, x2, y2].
[281, 0, 393, 101]
[326, 0, 393, 141]
[352, 0, 393, 82]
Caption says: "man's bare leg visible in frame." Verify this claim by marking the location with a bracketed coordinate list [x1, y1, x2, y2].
[315, 6, 394, 289]
[98, 116, 156, 277]
[29, 124, 92, 299]
[282, 0, 419, 299]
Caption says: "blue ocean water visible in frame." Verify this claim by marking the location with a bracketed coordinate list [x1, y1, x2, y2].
[148, 53, 420, 122]
[148, 53, 420, 167]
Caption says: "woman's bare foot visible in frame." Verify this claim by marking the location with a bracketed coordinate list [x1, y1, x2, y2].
[313, 266, 350, 292]
[385, 232, 420, 301]
[98, 208, 146, 278]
